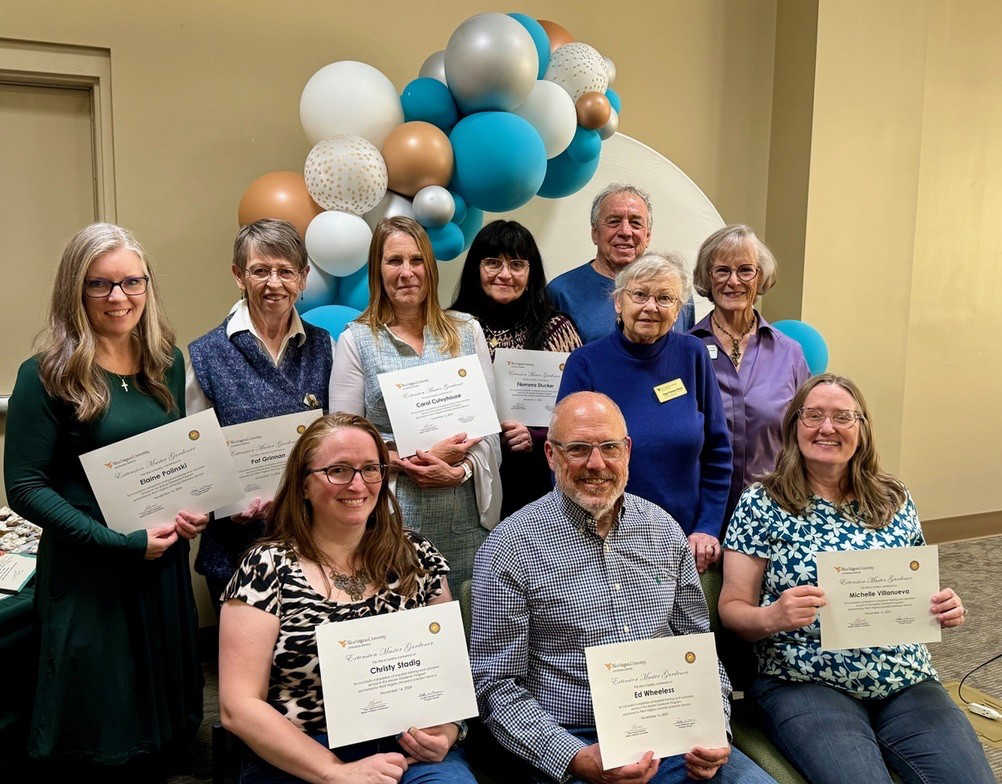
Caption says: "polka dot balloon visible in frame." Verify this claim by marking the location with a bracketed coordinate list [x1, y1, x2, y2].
[544, 42, 610, 102]
[304, 134, 388, 216]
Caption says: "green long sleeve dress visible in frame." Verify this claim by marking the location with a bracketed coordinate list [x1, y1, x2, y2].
[3, 348, 203, 764]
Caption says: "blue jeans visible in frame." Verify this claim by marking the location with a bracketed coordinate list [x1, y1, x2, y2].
[240, 732, 475, 784]
[750, 676, 994, 784]
[528, 727, 777, 784]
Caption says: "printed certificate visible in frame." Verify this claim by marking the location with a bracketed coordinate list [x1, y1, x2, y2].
[585, 633, 728, 769]
[80, 409, 243, 534]
[493, 349, 570, 427]
[0, 552, 35, 594]
[817, 545, 941, 651]
[377, 357, 500, 456]
[215, 410, 323, 517]
[316, 601, 478, 748]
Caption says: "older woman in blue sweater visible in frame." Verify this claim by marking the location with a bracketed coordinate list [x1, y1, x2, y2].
[557, 252, 732, 572]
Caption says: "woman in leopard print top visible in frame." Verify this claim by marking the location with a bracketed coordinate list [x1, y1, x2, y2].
[219, 412, 476, 784]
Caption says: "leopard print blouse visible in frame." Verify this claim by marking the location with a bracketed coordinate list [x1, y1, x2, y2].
[223, 532, 449, 735]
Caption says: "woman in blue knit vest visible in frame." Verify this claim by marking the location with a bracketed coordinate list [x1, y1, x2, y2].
[187, 219, 335, 609]
[330, 217, 501, 588]
[557, 252, 732, 574]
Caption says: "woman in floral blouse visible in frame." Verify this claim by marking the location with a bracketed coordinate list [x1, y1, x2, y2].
[719, 373, 992, 784]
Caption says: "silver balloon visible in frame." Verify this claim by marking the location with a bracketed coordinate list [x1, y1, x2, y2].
[598, 107, 619, 141]
[444, 13, 538, 114]
[412, 186, 456, 228]
[419, 50, 447, 85]
[603, 56, 617, 86]
[363, 190, 414, 231]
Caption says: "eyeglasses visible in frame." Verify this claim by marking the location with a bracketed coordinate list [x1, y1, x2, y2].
[624, 289, 678, 308]
[480, 257, 529, 275]
[797, 408, 864, 429]
[710, 265, 758, 283]
[307, 463, 388, 485]
[244, 265, 303, 283]
[548, 439, 629, 462]
[83, 276, 150, 298]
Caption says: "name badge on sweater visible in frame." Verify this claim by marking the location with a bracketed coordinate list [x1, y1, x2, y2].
[706, 343, 718, 359]
[654, 378, 687, 403]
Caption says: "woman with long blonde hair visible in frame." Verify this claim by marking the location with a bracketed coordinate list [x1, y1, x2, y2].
[4, 223, 206, 778]
[330, 217, 501, 587]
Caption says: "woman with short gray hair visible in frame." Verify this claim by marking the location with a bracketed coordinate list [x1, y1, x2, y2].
[558, 251, 732, 573]
[689, 225, 809, 525]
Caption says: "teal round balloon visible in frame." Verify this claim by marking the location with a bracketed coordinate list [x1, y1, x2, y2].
[455, 205, 484, 251]
[296, 261, 339, 314]
[300, 304, 362, 339]
[537, 148, 601, 199]
[605, 87, 622, 113]
[565, 127, 602, 164]
[507, 13, 551, 78]
[336, 264, 370, 311]
[450, 191, 467, 225]
[426, 222, 465, 261]
[772, 319, 829, 374]
[401, 77, 459, 132]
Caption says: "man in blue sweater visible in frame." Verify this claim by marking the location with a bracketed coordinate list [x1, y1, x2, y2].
[546, 183, 696, 343]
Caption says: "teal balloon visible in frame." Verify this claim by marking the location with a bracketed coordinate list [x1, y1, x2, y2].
[300, 304, 362, 339]
[538, 148, 600, 199]
[455, 206, 484, 251]
[337, 264, 370, 311]
[772, 320, 829, 374]
[426, 222, 465, 261]
[565, 127, 602, 164]
[401, 78, 458, 132]
[605, 87, 622, 113]
[296, 261, 339, 313]
[507, 13, 551, 78]
[450, 191, 467, 225]
[449, 112, 547, 212]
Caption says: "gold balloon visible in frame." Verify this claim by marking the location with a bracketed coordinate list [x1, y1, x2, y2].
[237, 171, 322, 238]
[575, 92, 612, 131]
[381, 121, 454, 197]
[538, 20, 575, 53]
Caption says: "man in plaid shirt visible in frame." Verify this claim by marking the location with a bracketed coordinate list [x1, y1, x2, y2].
[470, 392, 774, 784]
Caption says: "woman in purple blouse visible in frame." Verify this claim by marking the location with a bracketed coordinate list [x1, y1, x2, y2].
[689, 225, 810, 525]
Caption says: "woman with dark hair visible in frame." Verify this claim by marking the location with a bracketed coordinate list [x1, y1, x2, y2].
[5, 223, 204, 777]
[451, 220, 581, 517]
[219, 413, 476, 784]
[719, 374, 993, 784]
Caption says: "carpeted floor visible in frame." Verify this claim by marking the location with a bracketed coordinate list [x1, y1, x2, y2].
[167, 536, 1002, 783]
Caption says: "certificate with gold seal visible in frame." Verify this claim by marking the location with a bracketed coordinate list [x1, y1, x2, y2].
[215, 409, 323, 517]
[817, 545, 941, 651]
[316, 601, 478, 748]
[493, 348, 570, 427]
[585, 633, 727, 769]
[377, 356, 501, 456]
[80, 409, 243, 534]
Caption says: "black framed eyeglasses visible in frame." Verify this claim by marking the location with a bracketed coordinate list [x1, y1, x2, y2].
[480, 257, 529, 275]
[307, 463, 388, 485]
[548, 439, 629, 462]
[797, 408, 864, 429]
[83, 276, 149, 298]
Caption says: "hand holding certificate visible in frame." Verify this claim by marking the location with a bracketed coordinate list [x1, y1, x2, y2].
[80, 409, 243, 534]
[493, 349, 570, 427]
[316, 602, 478, 748]
[377, 357, 500, 456]
[585, 633, 728, 769]
[817, 545, 942, 650]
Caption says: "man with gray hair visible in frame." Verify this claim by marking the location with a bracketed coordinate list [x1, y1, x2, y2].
[546, 184, 696, 343]
[470, 392, 775, 784]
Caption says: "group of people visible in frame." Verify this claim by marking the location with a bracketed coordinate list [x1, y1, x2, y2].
[4, 182, 993, 784]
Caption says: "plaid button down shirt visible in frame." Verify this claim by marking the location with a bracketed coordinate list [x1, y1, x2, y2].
[471, 490, 732, 782]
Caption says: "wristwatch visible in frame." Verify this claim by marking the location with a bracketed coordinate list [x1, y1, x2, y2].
[451, 719, 469, 746]
[459, 460, 473, 484]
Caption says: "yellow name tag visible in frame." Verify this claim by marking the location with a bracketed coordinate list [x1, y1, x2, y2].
[654, 378, 687, 403]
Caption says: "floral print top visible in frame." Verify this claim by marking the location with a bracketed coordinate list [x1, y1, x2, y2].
[724, 483, 938, 698]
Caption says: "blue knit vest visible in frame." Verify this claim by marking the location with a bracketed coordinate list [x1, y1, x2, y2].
[188, 317, 333, 427]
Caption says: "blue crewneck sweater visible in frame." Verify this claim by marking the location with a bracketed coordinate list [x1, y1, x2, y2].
[557, 328, 732, 537]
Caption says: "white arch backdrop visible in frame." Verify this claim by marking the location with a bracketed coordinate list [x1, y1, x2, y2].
[436, 132, 724, 324]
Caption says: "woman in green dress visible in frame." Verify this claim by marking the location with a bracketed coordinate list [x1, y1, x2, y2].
[4, 223, 206, 779]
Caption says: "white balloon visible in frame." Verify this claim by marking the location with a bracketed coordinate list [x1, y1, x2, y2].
[444, 13, 538, 113]
[298, 261, 339, 311]
[305, 211, 373, 277]
[603, 56, 617, 86]
[598, 107, 619, 141]
[363, 190, 415, 231]
[304, 135, 387, 216]
[511, 80, 577, 159]
[412, 186, 456, 228]
[300, 61, 404, 148]
[419, 50, 448, 85]
[544, 42, 609, 102]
